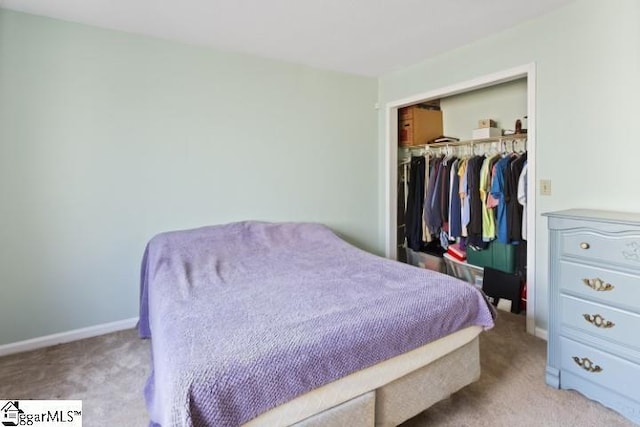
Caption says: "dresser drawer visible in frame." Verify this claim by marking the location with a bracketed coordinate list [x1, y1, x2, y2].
[558, 261, 640, 309]
[560, 230, 640, 270]
[560, 295, 640, 351]
[560, 337, 640, 403]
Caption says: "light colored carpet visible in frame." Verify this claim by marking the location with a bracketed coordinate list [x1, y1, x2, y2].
[0, 312, 635, 427]
[400, 312, 635, 427]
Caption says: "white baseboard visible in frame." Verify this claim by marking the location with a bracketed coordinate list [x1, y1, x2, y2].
[0, 318, 549, 356]
[535, 326, 548, 341]
[0, 317, 139, 357]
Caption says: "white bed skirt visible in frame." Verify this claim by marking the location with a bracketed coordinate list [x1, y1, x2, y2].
[245, 325, 483, 427]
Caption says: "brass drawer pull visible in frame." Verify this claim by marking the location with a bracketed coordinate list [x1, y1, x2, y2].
[582, 278, 614, 291]
[580, 242, 590, 250]
[572, 356, 602, 373]
[582, 313, 615, 328]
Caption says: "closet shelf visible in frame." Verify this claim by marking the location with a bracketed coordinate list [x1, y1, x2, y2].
[400, 133, 528, 150]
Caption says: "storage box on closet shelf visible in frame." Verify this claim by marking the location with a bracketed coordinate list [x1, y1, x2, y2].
[472, 127, 502, 140]
[446, 243, 466, 261]
[443, 253, 484, 289]
[405, 248, 445, 273]
[477, 119, 497, 128]
[472, 118, 501, 140]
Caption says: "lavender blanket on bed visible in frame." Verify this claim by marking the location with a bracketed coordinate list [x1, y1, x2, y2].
[139, 221, 494, 427]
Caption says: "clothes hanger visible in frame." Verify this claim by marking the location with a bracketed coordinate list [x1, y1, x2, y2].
[518, 138, 527, 154]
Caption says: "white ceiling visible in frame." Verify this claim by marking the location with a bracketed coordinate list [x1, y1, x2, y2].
[0, 0, 574, 76]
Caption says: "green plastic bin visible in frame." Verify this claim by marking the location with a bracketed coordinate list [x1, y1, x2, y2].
[466, 241, 516, 274]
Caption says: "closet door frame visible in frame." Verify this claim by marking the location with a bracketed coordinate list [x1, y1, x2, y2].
[383, 63, 538, 336]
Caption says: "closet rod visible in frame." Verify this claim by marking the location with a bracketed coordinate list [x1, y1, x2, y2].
[400, 133, 527, 150]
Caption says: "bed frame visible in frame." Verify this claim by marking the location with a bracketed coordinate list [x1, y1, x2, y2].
[245, 327, 481, 427]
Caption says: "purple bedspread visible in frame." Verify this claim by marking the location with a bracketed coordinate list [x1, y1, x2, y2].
[139, 221, 494, 427]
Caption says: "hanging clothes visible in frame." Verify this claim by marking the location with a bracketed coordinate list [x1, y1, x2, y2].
[515, 160, 528, 280]
[430, 159, 445, 234]
[490, 155, 515, 244]
[421, 153, 433, 244]
[405, 156, 426, 251]
[518, 163, 528, 240]
[439, 157, 454, 232]
[449, 159, 462, 238]
[458, 158, 470, 237]
[506, 152, 527, 243]
[467, 155, 487, 249]
[480, 154, 500, 242]
[424, 156, 442, 235]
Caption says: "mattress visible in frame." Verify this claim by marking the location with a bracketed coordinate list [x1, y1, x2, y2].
[139, 221, 495, 426]
[245, 325, 482, 426]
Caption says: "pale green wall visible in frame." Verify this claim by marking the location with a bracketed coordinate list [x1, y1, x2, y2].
[440, 79, 527, 140]
[4, 0, 640, 345]
[0, 9, 377, 345]
[379, 0, 640, 331]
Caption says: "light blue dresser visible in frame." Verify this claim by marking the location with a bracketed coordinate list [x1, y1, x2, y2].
[544, 209, 640, 424]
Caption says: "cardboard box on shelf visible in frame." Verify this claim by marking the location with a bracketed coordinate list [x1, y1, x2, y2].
[398, 107, 443, 147]
[478, 119, 497, 128]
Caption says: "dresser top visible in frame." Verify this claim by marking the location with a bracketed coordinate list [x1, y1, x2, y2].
[543, 209, 640, 226]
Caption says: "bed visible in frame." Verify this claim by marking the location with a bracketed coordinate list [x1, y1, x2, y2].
[138, 221, 494, 427]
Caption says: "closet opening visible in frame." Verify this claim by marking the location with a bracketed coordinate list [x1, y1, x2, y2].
[384, 64, 537, 336]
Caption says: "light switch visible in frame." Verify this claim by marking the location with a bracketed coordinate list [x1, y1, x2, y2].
[540, 179, 552, 196]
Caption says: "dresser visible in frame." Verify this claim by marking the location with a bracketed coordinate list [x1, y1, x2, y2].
[544, 209, 640, 424]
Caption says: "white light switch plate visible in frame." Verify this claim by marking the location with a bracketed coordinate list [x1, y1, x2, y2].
[540, 179, 552, 196]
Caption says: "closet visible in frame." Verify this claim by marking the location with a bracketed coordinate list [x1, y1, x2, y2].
[397, 79, 529, 314]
